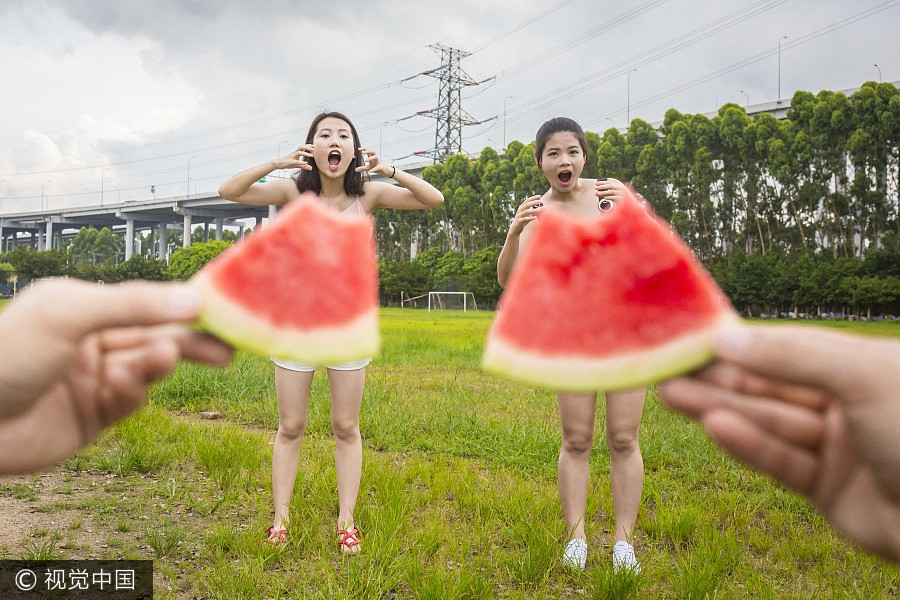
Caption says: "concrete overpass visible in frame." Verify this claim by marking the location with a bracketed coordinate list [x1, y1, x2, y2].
[0, 161, 432, 260]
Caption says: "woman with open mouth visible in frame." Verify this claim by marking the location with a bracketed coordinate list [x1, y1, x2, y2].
[218, 111, 444, 554]
[497, 116, 647, 573]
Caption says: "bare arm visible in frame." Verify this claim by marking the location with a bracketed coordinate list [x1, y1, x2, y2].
[356, 148, 443, 210]
[497, 195, 543, 287]
[218, 145, 312, 206]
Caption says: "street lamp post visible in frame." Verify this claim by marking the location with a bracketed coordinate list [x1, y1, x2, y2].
[778, 35, 788, 102]
[113, 186, 121, 203]
[187, 155, 197, 196]
[100, 167, 110, 206]
[874, 63, 882, 82]
[503, 95, 513, 150]
[41, 180, 50, 211]
[740, 90, 749, 106]
[604, 117, 616, 131]
[627, 69, 637, 128]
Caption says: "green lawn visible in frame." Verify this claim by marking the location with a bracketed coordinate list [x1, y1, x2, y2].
[2, 308, 898, 598]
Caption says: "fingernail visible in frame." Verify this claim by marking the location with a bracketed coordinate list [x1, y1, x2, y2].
[714, 326, 753, 358]
[167, 286, 202, 317]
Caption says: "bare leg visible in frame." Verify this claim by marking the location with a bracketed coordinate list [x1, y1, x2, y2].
[327, 367, 366, 550]
[605, 387, 646, 542]
[558, 392, 598, 541]
[271, 366, 314, 532]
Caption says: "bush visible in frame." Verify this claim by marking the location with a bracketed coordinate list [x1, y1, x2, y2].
[379, 258, 428, 305]
[1, 247, 69, 282]
[462, 245, 502, 307]
[116, 256, 170, 281]
[167, 241, 231, 280]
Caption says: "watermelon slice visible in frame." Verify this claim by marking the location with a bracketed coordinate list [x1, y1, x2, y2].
[482, 189, 738, 392]
[191, 194, 379, 364]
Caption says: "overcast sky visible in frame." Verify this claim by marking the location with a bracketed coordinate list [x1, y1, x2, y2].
[1, 0, 897, 214]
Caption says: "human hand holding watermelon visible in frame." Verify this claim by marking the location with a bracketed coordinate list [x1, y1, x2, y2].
[191, 194, 380, 364]
[660, 325, 900, 562]
[483, 187, 739, 392]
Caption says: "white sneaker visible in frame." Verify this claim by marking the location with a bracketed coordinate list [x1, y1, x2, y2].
[562, 537, 588, 569]
[612, 541, 640, 573]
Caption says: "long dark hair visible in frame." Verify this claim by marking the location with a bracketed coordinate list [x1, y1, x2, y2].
[293, 111, 368, 196]
[534, 117, 588, 166]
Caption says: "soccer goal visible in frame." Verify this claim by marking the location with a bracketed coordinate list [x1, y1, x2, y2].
[427, 291, 478, 312]
[400, 291, 429, 309]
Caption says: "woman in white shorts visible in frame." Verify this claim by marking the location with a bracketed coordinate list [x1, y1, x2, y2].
[219, 111, 443, 552]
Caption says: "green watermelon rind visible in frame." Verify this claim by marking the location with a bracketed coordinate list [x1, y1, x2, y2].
[481, 313, 740, 392]
[192, 271, 380, 364]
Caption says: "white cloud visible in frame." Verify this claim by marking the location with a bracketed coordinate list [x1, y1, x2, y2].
[1, 0, 898, 212]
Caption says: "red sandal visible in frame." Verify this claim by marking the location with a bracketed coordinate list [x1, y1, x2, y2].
[337, 526, 362, 554]
[265, 525, 287, 545]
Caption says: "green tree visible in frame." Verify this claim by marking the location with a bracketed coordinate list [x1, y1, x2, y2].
[462, 245, 502, 306]
[93, 227, 121, 265]
[433, 251, 465, 290]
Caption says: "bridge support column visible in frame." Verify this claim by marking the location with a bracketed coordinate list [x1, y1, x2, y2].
[124, 219, 135, 260]
[158, 224, 168, 260]
[183, 214, 192, 248]
[215, 218, 223, 241]
[45, 222, 53, 252]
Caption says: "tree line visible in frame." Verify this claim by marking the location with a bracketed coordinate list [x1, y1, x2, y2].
[375, 81, 899, 316]
[3, 82, 898, 316]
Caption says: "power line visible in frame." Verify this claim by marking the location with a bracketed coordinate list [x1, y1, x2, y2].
[485, 0, 674, 83]
[470, 0, 577, 54]
[583, 0, 900, 127]
[497, 0, 790, 126]
[465, 0, 791, 142]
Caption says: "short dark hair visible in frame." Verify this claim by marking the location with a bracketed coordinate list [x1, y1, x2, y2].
[534, 117, 588, 166]
[293, 111, 368, 196]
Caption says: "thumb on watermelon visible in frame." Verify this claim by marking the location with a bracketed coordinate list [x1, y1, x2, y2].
[25, 280, 203, 340]
[712, 324, 893, 400]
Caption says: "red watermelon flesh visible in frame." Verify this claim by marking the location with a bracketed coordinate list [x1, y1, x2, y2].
[482, 189, 738, 391]
[191, 194, 379, 364]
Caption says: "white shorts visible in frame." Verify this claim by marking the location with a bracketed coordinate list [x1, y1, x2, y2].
[271, 357, 372, 372]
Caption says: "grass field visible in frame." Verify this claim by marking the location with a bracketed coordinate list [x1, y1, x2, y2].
[1, 307, 898, 598]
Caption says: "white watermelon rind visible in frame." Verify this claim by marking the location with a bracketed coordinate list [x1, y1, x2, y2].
[192, 272, 380, 364]
[481, 313, 740, 392]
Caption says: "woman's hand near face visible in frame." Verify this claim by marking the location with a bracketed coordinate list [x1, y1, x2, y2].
[594, 178, 629, 202]
[274, 144, 313, 171]
[509, 196, 543, 237]
[356, 147, 388, 175]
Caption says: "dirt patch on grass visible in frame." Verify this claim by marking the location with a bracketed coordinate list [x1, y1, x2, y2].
[0, 488, 42, 553]
[0, 470, 147, 558]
